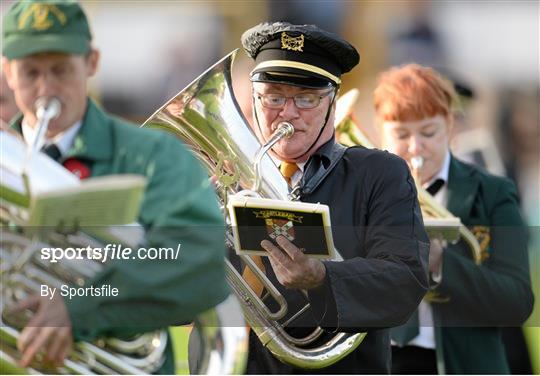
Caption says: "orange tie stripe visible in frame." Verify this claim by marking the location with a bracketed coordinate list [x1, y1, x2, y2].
[280, 162, 299, 185]
[242, 256, 266, 297]
[242, 255, 266, 334]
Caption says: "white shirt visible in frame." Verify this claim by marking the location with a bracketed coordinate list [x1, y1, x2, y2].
[22, 120, 82, 157]
[408, 150, 451, 349]
[289, 161, 306, 187]
[424, 151, 451, 208]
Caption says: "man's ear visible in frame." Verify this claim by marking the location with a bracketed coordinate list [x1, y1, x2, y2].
[2, 58, 15, 89]
[85, 48, 100, 77]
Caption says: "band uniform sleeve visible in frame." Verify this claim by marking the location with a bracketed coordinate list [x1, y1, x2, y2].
[66, 133, 229, 341]
[308, 153, 430, 330]
[434, 177, 534, 326]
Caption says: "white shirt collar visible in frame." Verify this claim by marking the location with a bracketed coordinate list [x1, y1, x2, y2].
[22, 120, 83, 157]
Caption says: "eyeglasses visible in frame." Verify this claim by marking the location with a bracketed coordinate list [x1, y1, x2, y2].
[255, 90, 334, 110]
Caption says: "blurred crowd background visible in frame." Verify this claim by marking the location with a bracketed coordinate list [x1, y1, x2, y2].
[2, 0, 537, 223]
[1, 0, 538, 373]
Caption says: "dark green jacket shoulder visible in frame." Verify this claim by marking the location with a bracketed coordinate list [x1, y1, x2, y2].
[446, 156, 524, 227]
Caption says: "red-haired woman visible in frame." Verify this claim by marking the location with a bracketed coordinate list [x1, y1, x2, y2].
[374, 64, 534, 374]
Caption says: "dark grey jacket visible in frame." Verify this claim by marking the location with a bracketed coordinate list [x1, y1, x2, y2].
[247, 138, 429, 374]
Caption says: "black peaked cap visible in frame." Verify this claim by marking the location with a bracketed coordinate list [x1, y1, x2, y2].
[242, 21, 360, 88]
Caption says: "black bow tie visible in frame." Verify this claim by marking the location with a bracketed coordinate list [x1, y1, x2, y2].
[41, 144, 62, 162]
[426, 178, 445, 196]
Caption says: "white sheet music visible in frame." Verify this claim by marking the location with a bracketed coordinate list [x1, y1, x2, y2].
[0, 130, 79, 196]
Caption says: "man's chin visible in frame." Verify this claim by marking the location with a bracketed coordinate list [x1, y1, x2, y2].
[271, 148, 307, 162]
[46, 120, 69, 138]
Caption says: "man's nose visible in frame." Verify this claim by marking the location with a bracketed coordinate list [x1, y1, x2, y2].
[36, 73, 57, 98]
[278, 97, 300, 119]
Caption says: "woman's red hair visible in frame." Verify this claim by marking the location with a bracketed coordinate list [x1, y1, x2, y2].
[374, 64, 456, 122]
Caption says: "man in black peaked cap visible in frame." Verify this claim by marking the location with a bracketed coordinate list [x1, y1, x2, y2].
[240, 22, 430, 374]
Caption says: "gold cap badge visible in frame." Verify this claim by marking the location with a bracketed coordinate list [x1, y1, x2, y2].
[281, 32, 304, 52]
[18, 4, 67, 31]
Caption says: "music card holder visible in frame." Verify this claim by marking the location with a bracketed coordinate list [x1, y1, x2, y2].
[227, 194, 336, 259]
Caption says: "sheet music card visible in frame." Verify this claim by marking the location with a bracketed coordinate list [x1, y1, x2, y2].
[227, 195, 335, 259]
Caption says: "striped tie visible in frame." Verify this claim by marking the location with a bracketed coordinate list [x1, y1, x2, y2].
[242, 256, 266, 297]
[280, 162, 299, 185]
[242, 255, 266, 334]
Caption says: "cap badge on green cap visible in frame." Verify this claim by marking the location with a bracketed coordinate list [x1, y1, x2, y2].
[280, 32, 304, 52]
[18, 4, 67, 31]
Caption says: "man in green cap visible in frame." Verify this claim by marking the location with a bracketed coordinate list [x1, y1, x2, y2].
[2, 0, 229, 372]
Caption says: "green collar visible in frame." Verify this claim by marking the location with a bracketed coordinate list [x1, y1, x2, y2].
[446, 155, 479, 219]
[9, 113, 22, 134]
[64, 99, 113, 161]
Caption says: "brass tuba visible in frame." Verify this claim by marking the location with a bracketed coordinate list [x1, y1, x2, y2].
[0, 229, 168, 374]
[0, 98, 247, 374]
[142, 50, 365, 369]
[335, 89, 482, 265]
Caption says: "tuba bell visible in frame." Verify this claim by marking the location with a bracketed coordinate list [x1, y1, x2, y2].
[335, 89, 482, 265]
[142, 50, 365, 369]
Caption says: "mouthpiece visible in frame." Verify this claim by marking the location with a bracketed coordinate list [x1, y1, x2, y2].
[35, 97, 61, 120]
[29, 97, 62, 156]
[411, 156, 424, 171]
[410, 156, 424, 182]
[274, 122, 295, 139]
[252, 122, 295, 192]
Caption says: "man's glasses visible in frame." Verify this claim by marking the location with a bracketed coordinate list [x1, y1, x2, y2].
[255, 90, 334, 110]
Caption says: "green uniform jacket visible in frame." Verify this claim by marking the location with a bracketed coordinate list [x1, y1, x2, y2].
[11, 99, 229, 373]
[432, 156, 534, 374]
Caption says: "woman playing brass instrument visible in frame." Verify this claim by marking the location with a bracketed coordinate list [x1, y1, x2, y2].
[374, 64, 534, 374]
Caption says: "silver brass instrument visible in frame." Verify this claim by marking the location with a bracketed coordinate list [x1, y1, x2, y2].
[0, 97, 246, 374]
[0, 230, 167, 374]
[335, 90, 482, 264]
[31, 97, 61, 152]
[0, 214, 246, 374]
[143, 50, 365, 369]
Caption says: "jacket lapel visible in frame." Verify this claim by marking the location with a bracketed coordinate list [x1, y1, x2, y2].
[446, 155, 479, 221]
[64, 99, 113, 163]
[9, 114, 23, 135]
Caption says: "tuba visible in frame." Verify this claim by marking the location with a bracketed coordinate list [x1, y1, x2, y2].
[0, 227, 167, 374]
[335, 89, 482, 265]
[0, 98, 247, 374]
[142, 50, 365, 369]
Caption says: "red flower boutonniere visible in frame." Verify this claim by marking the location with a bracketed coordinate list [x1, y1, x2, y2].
[63, 158, 91, 180]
